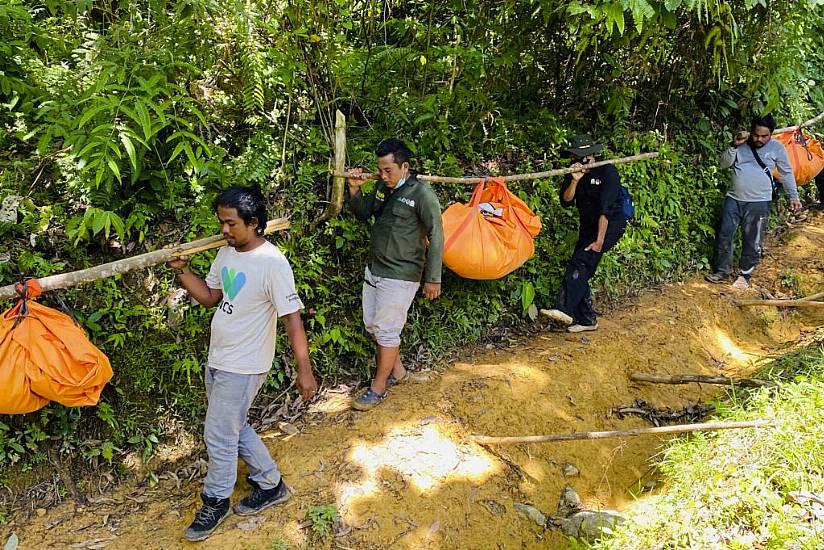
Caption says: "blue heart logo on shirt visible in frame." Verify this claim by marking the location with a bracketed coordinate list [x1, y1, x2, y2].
[221, 267, 246, 300]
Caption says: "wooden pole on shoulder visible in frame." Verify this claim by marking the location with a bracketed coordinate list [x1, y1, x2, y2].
[0, 218, 290, 301]
[330, 152, 661, 184]
[774, 111, 824, 134]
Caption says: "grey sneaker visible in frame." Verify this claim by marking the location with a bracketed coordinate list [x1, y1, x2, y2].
[568, 323, 598, 333]
[233, 478, 291, 516]
[185, 494, 231, 541]
[540, 308, 573, 325]
[732, 276, 750, 290]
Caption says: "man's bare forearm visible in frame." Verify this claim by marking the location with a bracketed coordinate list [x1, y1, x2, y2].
[283, 312, 312, 374]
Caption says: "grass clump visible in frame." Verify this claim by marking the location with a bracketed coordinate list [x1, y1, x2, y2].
[585, 335, 824, 549]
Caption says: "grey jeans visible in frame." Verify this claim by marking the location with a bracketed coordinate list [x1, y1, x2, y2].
[203, 367, 281, 499]
[715, 197, 770, 277]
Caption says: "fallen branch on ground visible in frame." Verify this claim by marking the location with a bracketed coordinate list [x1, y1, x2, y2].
[331, 152, 660, 184]
[0, 218, 290, 301]
[611, 399, 715, 426]
[469, 419, 779, 445]
[734, 299, 824, 308]
[630, 372, 770, 388]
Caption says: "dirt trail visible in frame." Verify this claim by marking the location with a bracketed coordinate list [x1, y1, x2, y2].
[4, 211, 824, 550]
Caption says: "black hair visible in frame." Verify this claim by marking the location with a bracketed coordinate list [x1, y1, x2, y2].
[375, 138, 412, 166]
[751, 114, 776, 133]
[214, 185, 268, 235]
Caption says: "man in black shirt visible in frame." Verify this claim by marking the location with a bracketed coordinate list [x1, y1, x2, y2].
[540, 135, 627, 332]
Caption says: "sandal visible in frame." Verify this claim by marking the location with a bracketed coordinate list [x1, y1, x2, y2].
[387, 371, 410, 386]
[352, 388, 387, 411]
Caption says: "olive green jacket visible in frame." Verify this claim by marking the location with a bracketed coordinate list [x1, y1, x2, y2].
[349, 174, 444, 283]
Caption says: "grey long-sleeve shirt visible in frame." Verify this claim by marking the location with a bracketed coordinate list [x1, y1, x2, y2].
[719, 139, 798, 201]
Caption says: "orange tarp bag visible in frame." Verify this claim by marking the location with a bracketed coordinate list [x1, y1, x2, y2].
[442, 177, 541, 280]
[773, 130, 824, 185]
[0, 279, 112, 414]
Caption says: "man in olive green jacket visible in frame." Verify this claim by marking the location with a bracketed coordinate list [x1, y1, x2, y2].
[347, 138, 443, 411]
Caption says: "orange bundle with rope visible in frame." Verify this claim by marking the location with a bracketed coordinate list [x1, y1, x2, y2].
[773, 129, 824, 185]
[442, 177, 541, 280]
[0, 279, 112, 414]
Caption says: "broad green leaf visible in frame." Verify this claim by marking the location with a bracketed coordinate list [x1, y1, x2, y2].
[119, 132, 138, 171]
[521, 281, 535, 313]
[107, 158, 121, 182]
[77, 103, 112, 128]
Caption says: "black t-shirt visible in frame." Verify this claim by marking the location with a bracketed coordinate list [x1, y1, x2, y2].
[559, 163, 623, 234]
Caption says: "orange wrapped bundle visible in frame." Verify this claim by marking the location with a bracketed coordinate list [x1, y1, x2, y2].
[442, 177, 541, 280]
[0, 279, 112, 414]
[773, 130, 824, 185]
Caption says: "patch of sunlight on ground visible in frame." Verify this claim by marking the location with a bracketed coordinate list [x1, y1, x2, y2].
[336, 422, 500, 521]
[279, 519, 311, 547]
[308, 392, 351, 414]
[395, 524, 447, 549]
[715, 329, 756, 365]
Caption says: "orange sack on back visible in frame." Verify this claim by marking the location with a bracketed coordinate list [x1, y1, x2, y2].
[773, 130, 824, 186]
[442, 177, 541, 280]
[0, 279, 112, 414]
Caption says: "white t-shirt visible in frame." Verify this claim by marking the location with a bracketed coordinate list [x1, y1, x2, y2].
[205, 241, 304, 374]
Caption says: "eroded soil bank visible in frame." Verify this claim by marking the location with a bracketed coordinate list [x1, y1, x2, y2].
[3, 210, 823, 549]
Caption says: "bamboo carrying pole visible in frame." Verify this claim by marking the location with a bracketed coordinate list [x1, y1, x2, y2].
[774, 111, 824, 134]
[630, 372, 770, 388]
[0, 218, 290, 301]
[330, 152, 660, 184]
[469, 419, 779, 445]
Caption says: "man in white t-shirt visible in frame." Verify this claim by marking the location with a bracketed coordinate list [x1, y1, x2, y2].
[168, 185, 317, 542]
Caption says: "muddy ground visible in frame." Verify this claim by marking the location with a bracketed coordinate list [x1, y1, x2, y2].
[3, 209, 824, 549]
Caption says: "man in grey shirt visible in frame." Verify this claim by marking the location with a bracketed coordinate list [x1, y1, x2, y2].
[706, 115, 801, 290]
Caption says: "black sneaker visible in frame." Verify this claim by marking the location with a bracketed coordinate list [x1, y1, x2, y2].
[704, 272, 730, 284]
[233, 477, 291, 516]
[184, 493, 231, 541]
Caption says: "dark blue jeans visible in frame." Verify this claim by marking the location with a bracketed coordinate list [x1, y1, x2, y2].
[555, 219, 626, 326]
[715, 197, 770, 277]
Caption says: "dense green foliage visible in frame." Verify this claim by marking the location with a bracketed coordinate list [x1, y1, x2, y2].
[1, 0, 823, 477]
[583, 333, 824, 549]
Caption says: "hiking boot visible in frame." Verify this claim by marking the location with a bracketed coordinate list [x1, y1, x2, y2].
[732, 275, 750, 290]
[704, 272, 730, 284]
[567, 323, 598, 333]
[234, 477, 291, 516]
[539, 308, 573, 325]
[352, 388, 387, 411]
[184, 493, 231, 541]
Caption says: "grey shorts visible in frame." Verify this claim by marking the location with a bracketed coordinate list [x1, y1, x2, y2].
[362, 266, 420, 347]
